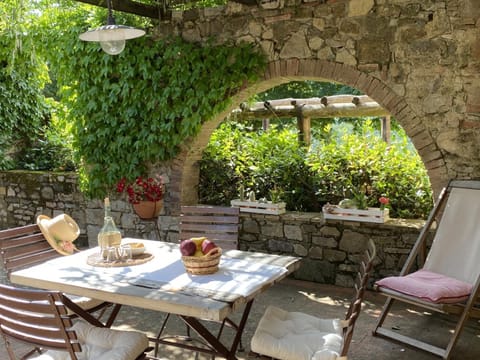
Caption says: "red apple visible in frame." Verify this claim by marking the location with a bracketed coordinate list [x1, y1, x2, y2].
[201, 239, 217, 255]
[180, 239, 196, 256]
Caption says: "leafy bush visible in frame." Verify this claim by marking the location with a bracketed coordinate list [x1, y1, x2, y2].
[308, 119, 433, 218]
[199, 119, 433, 219]
[199, 122, 320, 211]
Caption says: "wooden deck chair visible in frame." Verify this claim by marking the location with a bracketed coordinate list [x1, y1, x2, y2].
[0, 284, 150, 360]
[154, 205, 241, 356]
[373, 179, 480, 359]
[249, 239, 376, 360]
[0, 224, 121, 329]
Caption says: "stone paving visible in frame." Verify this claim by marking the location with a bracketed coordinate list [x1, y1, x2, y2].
[3, 278, 480, 359]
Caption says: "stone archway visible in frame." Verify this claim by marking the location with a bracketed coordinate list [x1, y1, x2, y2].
[171, 59, 447, 212]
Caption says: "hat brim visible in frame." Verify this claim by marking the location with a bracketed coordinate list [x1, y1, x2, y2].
[37, 214, 78, 256]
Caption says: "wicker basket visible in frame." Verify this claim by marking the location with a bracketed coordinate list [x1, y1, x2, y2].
[181, 247, 222, 275]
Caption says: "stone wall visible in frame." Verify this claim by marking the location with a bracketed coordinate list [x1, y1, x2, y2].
[236, 212, 430, 287]
[0, 171, 163, 248]
[152, 0, 480, 207]
[0, 171, 430, 286]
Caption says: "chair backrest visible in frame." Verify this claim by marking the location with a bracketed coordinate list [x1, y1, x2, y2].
[0, 284, 81, 360]
[340, 238, 376, 357]
[0, 224, 59, 279]
[179, 206, 240, 250]
[424, 182, 480, 284]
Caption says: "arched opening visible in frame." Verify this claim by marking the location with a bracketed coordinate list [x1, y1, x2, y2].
[172, 60, 447, 212]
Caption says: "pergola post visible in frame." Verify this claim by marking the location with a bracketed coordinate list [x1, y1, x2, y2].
[293, 101, 311, 147]
[381, 116, 391, 144]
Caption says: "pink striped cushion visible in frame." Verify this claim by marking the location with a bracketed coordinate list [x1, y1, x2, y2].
[376, 269, 472, 304]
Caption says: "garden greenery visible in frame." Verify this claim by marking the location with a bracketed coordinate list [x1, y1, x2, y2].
[0, 1, 263, 197]
[67, 38, 264, 198]
[2, 0, 433, 219]
[35, 4, 265, 198]
[199, 119, 433, 219]
[0, 1, 50, 169]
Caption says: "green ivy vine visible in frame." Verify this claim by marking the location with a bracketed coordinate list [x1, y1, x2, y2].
[55, 35, 265, 198]
[0, 1, 50, 169]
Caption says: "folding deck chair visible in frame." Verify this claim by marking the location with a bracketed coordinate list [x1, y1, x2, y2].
[373, 179, 480, 359]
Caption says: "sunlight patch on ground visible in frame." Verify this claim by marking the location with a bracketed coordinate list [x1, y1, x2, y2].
[364, 303, 384, 318]
[406, 308, 431, 316]
[298, 290, 345, 306]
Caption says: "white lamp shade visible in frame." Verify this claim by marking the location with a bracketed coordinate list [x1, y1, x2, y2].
[79, 24, 145, 55]
[79, 24, 145, 42]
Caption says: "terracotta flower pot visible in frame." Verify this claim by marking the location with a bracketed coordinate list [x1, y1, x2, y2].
[132, 200, 163, 219]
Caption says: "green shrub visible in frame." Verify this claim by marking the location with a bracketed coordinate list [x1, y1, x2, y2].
[308, 119, 433, 218]
[199, 119, 433, 219]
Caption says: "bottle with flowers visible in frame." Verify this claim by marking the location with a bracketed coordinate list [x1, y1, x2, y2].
[117, 175, 164, 219]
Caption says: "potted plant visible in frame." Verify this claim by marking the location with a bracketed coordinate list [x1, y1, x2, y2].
[117, 175, 164, 219]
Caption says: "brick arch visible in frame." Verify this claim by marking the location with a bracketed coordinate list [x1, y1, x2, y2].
[172, 59, 447, 211]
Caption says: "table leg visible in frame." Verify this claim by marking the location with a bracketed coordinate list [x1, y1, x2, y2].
[151, 299, 254, 360]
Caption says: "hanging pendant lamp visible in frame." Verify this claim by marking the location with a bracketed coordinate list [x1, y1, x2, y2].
[79, 0, 145, 55]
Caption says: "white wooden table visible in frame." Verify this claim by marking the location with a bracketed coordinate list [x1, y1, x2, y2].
[10, 239, 300, 359]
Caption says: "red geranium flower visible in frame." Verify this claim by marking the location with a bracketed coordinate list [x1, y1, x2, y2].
[379, 196, 389, 205]
[117, 175, 164, 204]
[379, 196, 389, 210]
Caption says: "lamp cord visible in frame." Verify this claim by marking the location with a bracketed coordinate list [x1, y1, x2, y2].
[106, 0, 115, 25]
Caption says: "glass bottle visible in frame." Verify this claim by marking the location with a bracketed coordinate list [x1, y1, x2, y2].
[98, 197, 122, 258]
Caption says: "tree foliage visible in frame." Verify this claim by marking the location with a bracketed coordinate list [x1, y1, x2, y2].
[256, 80, 362, 101]
[0, 0, 50, 169]
[199, 119, 433, 219]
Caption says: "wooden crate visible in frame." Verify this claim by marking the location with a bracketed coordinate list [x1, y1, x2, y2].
[230, 200, 286, 215]
[322, 204, 389, 223]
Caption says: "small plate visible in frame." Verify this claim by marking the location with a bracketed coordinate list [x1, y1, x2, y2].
[124, 242, 145, 256]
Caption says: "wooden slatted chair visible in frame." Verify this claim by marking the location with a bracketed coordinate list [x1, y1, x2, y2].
[0, 284, 150, 360]
[249, 239, 376, 360]
[154, 205, 242, 357]
[179, 205, 240, 250]
[373, 179, 480, 359]
[0, 224, 121, 328]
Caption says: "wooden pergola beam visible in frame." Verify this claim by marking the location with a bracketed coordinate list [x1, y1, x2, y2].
[234, 95, 389, 120]
[235, 95, 392, 145]
[72, 0, 258, 19]
[74, 0, 163, 19]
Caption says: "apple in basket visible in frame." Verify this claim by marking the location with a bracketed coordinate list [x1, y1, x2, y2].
[201, 239, 217, 255]
[180, 239, 197, 256]
[180, 238, 219, 257]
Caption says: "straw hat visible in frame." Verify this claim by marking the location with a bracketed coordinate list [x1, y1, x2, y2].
[37, 214, 80, 255]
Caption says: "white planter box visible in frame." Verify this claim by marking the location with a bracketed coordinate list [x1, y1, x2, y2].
[322, 204, 389, 223]
[231, 200, 286, 215]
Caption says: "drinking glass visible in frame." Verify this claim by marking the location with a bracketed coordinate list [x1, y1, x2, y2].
[120, 244, 132, 261]
[105, 247, 118, 263]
